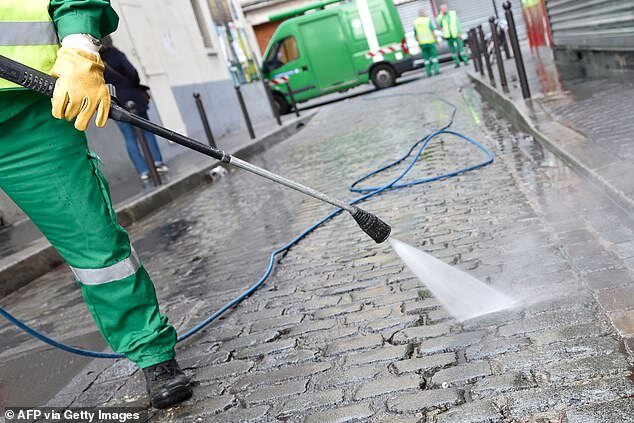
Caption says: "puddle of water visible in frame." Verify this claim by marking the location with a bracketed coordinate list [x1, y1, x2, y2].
[389, 237, 518, 322]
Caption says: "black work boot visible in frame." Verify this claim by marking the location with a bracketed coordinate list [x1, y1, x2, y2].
[143, 358, 192, 409]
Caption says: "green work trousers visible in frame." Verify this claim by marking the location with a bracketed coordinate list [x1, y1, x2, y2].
[420, 44, 440, 76]
[0, 95, 176, 368]
[446, 37, 469, 65]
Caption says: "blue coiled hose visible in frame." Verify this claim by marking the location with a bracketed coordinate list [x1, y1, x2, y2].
[0, 91, 493, 359]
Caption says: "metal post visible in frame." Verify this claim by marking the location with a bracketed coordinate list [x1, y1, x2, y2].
[264, 81, 282, 125]
[504, 1, 530, 99]
[471, 28, 485, 76]
[193, 93, 217, 148]
[468, 30, 480, 74]
[286, 82, 300, 117]
[492, 0, 499, 18]
[477, 25, 496, 87]
[234, 84, 256, 139]
[125, 101, 161, 186]
[489, 17, 509, 92]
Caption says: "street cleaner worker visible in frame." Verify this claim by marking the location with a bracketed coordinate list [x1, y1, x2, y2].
[414, 9, 440, 77]
[0, 0, 192, 409]
[438, 4, 469, 67]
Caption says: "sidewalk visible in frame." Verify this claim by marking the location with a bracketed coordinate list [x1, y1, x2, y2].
[0, 112, 316, 296]
[468, 44, 634, 214]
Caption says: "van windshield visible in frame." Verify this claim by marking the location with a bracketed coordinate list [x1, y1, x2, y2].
[265, 36, 300, 71]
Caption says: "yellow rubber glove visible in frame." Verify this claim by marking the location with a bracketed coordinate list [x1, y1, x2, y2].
[51, 47, 111, 131]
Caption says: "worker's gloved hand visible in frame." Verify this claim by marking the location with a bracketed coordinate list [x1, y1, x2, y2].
[51, 47, 110, 131]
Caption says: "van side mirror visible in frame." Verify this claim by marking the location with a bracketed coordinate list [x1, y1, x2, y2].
[262, 62, 271, 73]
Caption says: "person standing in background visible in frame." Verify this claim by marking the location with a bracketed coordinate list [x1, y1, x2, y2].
[438, 4, 469, 67]
[414, 9, 440, 77]
[101, 36, 169, 181]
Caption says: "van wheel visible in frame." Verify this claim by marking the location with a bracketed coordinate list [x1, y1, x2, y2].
[273, 94, 291, 115]
[371, 64, 396, 89]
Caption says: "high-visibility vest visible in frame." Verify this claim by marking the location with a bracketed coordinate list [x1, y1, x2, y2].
[0, 0, 59, 91]
[414, 17, 436, 45]
[439, 10, 461, 39]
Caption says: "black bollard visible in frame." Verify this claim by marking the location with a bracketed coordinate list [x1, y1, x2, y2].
[286, 82, 300, 117]
[477, 25, 496, 87]
[235, 85, 256, 139]
[503, 1, 531, 99]
[499, 26, 512, 59]
[471, 28, 485, 76]
[193, 92, 217, 148]
[489, 17, 509, 92]
[264, 81, 282, 126]
[125, 101, 161, 187]
[468, 30, 480, 74]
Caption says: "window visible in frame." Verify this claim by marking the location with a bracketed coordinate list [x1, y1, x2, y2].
[350, 12, 389, 40]
[266, 36, 300, 70]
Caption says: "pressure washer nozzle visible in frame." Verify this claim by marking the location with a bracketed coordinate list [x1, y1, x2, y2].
[351, 208, 391, 243]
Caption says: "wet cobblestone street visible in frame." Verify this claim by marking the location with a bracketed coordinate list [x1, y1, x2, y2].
[1, 69, 633, 422]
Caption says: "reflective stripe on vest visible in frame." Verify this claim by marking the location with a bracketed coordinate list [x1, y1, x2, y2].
[70, 248, 141, 285]
[440, 10, 460, 39]
[0, 22, 58, 45]
[0, 0, 60, 91]
[414, 17, 436, 45]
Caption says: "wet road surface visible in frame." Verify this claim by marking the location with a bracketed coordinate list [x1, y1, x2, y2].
[1, 66, 632, 421]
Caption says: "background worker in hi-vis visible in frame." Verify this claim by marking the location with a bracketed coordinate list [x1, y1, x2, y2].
[438, 4, 469, 67]
[414, 9, 440, 77]
[0, 0, 192, 409]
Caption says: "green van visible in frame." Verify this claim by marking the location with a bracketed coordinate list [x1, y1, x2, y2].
[262, 0, 413, 114]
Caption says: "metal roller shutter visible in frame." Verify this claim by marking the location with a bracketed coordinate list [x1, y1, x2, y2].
[545, 0, 634, 51]
[396, 0, 434, 33]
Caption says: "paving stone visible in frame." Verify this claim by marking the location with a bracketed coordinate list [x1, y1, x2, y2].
[287, 319, 337, 336]
[250, 314, 304, 332]
[373, 291, 420, 307]
[344, 306, 393, 324]
[391, 352, 456, 374]
[220, 329, 279, 352]
[465, 337, 531, 360]
[418, 331, 487, 355]
[609, 310, 634, 336]
[392, 323, 452, 344]
[367, 315, 419, 333]
[178, 395, 235, 420]
[403, 298, 441, 315]
[596, 286, 634, 312]
[211, 405, 270, 423]
[313, 303, 362, 319]
[529, 322, 612, 345]
[499, 376, 634, 418]
[234, 338, 296, 359]
[326, 334, 383, 355]
[354, 375, 421, 400]
[538, 353, 631, 384]
[231, 362, 331, 392]
[312, 365, 383, 388]
[304, 403, 374, 423]
[351, 285, 391, 301]
[435, 399, 502, 423]
[387, 389, 462, 413]
[278, 388, 344, 416]
[345, 344, 409, 366]
[566, 397, 634, 423]
[431, 362, 492, 388]
[301, 295, 342, 311]
[243, 379, 308, 404]
[471, 371, 535, 399]
[498, 308, 596, 337]
[583, 268, 633, 290]
[196, 360, 254, 381]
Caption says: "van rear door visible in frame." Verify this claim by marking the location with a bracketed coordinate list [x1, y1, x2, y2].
[299, 14, 357, 91]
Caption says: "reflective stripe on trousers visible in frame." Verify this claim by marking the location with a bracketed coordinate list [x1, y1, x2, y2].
[0, 21, 58, 45]
[70, 247, 141, 285]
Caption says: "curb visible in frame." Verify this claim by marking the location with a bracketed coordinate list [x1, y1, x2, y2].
[468, 72, 634, 214]
[0, 111, 317, 298]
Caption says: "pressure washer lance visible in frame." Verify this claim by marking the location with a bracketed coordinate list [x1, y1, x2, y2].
[0, 54, 391, 243]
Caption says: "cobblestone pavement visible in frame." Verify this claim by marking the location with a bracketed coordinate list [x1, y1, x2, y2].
[1, 68, 633, 422]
